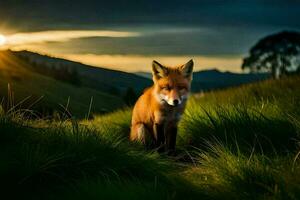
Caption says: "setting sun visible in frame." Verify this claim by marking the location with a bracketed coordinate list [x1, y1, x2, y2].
[0, 34, 6, 46]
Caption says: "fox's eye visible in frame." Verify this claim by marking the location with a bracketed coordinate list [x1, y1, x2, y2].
[161, 86, 170, 90]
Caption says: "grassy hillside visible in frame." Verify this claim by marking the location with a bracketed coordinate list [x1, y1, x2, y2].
[0, 75, 299, 199]
[0, 50, 124, 117]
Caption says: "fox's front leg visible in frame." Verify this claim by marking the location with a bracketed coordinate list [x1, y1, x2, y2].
[153, 123, 165, 152]
[166, 124, 178, 155]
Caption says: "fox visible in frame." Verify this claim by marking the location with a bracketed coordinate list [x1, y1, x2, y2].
[130, 59, 194, 154]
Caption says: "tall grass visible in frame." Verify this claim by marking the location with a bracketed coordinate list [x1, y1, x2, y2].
[178, 76, 300, 154]
[184, 142, 300, 200]
[179, 101, 298, 154]
[0, 103, 201, 199]
[177, 76, 300, 199]
[0, 114, 196, 199]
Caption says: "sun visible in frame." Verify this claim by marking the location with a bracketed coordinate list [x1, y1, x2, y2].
[0, 34, 6, 46]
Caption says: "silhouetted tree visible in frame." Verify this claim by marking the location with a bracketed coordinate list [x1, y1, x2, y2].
[242, 31, 300, 79]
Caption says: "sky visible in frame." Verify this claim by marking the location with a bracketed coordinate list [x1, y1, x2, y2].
[0, 0, 299, 72]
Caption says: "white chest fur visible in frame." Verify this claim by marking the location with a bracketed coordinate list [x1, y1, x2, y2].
[154, 105, 183, 124]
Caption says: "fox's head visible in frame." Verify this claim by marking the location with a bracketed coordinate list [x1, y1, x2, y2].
[152, 60, 194, 106]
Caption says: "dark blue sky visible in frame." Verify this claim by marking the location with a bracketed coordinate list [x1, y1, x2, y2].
[1, 0, 299, 31]
[0, 0, 299, 72]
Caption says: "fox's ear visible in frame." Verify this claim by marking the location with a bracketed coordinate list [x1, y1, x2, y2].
[180, 59, 194, 79]
[152, 60, 168, 79]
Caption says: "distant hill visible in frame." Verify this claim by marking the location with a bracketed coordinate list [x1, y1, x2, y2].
[14, 50, 152, 95]
[135, 69, 270, 91]
[0, 50, 126, 117]
[135, 71, 153, 79]
[192, 69, 270, 91]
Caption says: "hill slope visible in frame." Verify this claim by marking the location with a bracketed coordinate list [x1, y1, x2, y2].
[0, 50, 124, 117]
[13, 50, 152, 95]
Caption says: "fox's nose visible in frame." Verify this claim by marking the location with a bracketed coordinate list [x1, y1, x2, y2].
[173, 99, 179, 106]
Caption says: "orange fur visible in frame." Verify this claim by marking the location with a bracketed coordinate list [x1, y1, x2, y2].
[130, 60, 193, 153]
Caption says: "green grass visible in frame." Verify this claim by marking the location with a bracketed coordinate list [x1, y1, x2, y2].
[179, 76, 300, 153]
[184, 143, 300, 199]
[0, 75, 300, 199]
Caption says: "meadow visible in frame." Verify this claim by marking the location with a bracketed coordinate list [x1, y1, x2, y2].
[1, 75, 300, 200]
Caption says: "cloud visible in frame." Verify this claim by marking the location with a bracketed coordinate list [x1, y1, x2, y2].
[11, 25, 287, 56]
[3, 30, 140, 47]
[62, 54, 242, 73]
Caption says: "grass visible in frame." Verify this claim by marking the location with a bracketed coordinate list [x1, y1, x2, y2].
[0, 116, 179, 199]
[184, 143, 300, 199]
[0, 75, 300, 199]
[179, 76, 300, 153]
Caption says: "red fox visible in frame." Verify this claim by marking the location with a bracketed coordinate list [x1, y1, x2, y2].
[130, 59, 194, 154]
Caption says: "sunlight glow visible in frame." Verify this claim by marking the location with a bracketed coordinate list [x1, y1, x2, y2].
[0, 34, 6, 46]
[4, 30, 140, 47]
